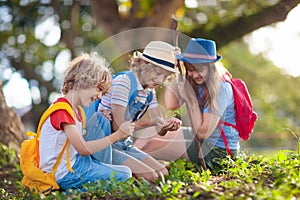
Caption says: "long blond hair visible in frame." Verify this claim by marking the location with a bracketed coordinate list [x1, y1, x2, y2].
[62, 52, 112, 95]
[188, 62, 227, 113]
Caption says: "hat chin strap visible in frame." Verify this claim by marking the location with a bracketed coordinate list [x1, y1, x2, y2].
[143, 54, 174, 68]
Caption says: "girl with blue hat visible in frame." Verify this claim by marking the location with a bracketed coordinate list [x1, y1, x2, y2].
[134, 38, 239, 173]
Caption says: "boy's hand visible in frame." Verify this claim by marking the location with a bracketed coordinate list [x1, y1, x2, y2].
[156, 117, 182, 136]
[166, 117, 181, 131]
[117, 121, 135, 139]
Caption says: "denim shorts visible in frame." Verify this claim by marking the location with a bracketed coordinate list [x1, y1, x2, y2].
[112, 140, 148, 165]
[56, 154, 131, 190]
[84, 111, 148, 165]
[84, 112, 112, 164]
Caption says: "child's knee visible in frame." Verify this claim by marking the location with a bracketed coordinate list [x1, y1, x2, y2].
[116, 166, 132, 181]
[139, 139, 164, 152]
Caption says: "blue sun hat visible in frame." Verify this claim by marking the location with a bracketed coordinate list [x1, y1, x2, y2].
[177, 38, 222, 63]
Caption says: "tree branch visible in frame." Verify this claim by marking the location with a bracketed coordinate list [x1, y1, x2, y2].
[189, 0, 300, 48]
[89, 0, 184, 35]
[51, 0, 76, 57]
[89, 0, 122, 35]
[142, 0, 184, 28]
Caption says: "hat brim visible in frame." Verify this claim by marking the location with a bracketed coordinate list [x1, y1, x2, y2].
[134, 51, 179, 73]
[176, 54, 222, 64]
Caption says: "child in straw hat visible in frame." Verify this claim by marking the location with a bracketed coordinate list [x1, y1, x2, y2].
[84, 41, 181, 182]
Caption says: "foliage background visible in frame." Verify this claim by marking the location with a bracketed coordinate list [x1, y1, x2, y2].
[0, 0, 300, 198]
[0, 0, 299, 153]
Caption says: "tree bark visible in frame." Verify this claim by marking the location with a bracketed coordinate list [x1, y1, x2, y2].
[0, 82, 26, 152]
[90, 0, 184, 35]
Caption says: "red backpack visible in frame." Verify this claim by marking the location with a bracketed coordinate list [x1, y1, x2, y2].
[219, 72, 258, 157]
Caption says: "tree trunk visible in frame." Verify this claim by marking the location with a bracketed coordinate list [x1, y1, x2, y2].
[90, 0, 184, 35]
[0, 82, 26, 153]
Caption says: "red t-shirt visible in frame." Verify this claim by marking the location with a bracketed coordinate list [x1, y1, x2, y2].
[50, 98, 78, 130]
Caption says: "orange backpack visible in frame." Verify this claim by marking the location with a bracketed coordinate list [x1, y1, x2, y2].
[20, 102, 76, 194]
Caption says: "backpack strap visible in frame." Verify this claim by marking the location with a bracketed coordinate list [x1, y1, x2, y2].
[146, 90, 153, 104]
[78, 106, 86, 135]
[36, 102, 75, 138]
[219, 73, 235, 158]
[36, 102, 76, 173]
[218, 121, 233, 157]
[115, 70, 138, 105]
[125, 70, 153, 105]
[51, 140, 72, 175]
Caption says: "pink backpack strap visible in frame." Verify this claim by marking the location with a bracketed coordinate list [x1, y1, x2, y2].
[218, 121, 234, 157]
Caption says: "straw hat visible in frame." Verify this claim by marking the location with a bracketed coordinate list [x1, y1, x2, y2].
[134, 41, 178, 73]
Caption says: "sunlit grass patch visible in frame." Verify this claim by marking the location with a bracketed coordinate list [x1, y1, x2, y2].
[0, 141, 299, 199]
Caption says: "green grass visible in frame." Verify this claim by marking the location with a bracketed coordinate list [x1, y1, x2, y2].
[0, 142, 299, 200]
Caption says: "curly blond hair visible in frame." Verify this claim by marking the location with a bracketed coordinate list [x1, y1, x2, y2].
[62, 52, 112, 95]
[130, 57, 176, 84]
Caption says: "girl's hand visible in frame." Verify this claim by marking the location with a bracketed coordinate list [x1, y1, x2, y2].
[117, 121, 135, 139]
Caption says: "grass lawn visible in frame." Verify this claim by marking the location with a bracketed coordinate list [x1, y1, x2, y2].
[0, 142, 299, 200]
